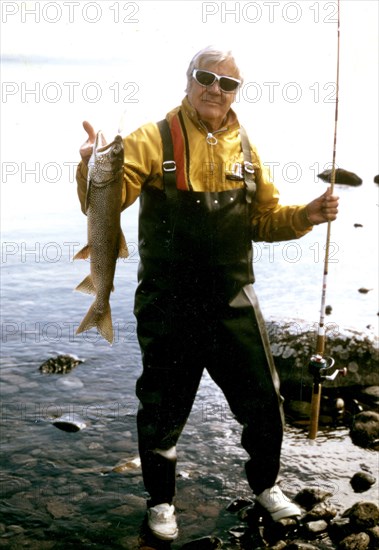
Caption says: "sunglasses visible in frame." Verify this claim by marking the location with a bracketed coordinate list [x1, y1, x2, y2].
[192, 69, 241, 93]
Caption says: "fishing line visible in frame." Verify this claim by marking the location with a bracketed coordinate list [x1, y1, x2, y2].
[308, 0, 341, 440]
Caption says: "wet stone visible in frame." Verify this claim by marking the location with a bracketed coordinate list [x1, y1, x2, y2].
[180, 536, 223, 549]
[46, 499, 74, 519]
[338, 532, 370, 550]
[350, 471, 377, 493]
[237, 504, 260, 524]
[226, 497, 254, 513]
[294, 487, 333, 510]
[304, 519, 328, 537]
[343, 501, 379, 529]
[303, 501, 338, 522]
[367, 525, 379, 546]
[39, 354, 84, 374]
[328, 518, 354, 544]
[285, 541, 320, 550]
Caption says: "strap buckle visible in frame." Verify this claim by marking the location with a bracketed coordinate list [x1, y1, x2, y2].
[244, 161, 255, 174]
[163, 160, 176, 172]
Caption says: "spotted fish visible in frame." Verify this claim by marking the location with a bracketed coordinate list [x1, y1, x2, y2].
[74, 132, 129, 344]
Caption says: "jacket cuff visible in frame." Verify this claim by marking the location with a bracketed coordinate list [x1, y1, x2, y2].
[292, 205, 314, 232]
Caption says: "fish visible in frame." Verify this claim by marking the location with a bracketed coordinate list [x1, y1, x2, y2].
[74, 131, 129, 344]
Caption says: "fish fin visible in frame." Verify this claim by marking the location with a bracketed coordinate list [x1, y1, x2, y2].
[76, 301, 113, 345]
[74, 244, 90, 260]
[118, 230, 129, 259]
[75, 275, 96, 295]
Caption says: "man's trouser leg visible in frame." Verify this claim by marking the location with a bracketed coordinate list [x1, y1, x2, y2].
[207, 297, 284, 495]
[136, 334, 204, 506]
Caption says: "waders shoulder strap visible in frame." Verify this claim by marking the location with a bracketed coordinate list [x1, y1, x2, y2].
[239, 126, 256, 204]
[157, 118, 177, 200]
[157, 118, 256, 203]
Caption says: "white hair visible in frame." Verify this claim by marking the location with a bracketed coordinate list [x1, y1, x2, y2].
[185, 45, 243, 93]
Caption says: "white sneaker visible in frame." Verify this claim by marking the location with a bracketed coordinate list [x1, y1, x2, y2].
[147, 503, 178, 540]
[256, 485, 302, 521]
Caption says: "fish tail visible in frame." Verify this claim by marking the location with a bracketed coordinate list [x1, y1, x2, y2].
[75, 274, 96, 295]
[76, 301, 114, 344]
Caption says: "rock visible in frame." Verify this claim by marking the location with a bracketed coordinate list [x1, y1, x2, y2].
[350, 411, 379, 448]
[263, 517, 298, 545]
[266, 319, 379, 392]
[374, 175, 379, 184]
[270, 542, 287, 550]
[46, 499, 73, 519]
[294, 488, 332, 510]
[343, 501, 379, 529]
[317, 168, 362, 186]
[356, 386, 379, 410]
[226, 497, 254, 513]
[350, 472, 376, 493]
[39, 354, 84, 374]
[367, 525, 379, 546]
[180, 536, 223, 549]
[228, 526, 246, 539]
[111, 457, 141, 473]
[304, 519, 328, 537]
[303, 501, 338, 522]
[52, 413, 87, 432]
[55, 376, 84, 390]
[329, 518, 354, 544]
[286, 541, 320, 550]
[338, 532, 370, 550]
[237, 504, 260, 524]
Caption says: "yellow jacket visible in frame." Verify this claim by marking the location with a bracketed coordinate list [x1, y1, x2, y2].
[76, 97, 313, 242]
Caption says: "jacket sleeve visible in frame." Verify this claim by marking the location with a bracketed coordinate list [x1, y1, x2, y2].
[76, 122, 164, 214]
[250, 146, 314, 242]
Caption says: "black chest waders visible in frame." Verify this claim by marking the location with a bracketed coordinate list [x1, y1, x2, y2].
[134, 117, 285, 506]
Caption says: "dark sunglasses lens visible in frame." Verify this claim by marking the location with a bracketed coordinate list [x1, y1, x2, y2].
[220, 77, 239, 92]
[196, 70, 216, 86]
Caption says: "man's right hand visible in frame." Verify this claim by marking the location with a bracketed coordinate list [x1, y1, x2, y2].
[79, 120, 96, 165]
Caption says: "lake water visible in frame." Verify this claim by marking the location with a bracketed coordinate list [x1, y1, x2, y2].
[1, 51, 378, 548]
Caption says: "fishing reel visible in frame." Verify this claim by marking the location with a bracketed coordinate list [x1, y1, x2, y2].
[308, 354, 347, 384]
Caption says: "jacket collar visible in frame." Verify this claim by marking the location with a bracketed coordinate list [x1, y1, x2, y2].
[181, 96, 240, 133]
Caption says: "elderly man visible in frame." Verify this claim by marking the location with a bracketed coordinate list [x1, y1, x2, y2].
[77, 46, 339, 541]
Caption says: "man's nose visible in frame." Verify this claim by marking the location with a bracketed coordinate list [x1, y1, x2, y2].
[208, 80, 222, 93]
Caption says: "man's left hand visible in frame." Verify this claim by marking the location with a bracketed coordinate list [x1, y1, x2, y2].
[306, 187, 339, 225]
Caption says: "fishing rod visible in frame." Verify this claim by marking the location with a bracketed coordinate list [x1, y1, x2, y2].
[308, 0, 346, 440]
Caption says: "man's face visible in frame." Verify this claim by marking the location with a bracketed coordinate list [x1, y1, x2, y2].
[187, 60, 240, 131]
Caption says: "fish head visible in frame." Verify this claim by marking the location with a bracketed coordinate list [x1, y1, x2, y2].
[88, 132, 124, 187]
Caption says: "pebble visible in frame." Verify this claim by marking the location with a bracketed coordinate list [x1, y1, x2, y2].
[294, 488, 332, 510]
[304, 519, 328, 536]
[350, 411, 379, 448]
[350, 472, 376, 493]
[180, 536, 223, 549]
[304, 501, 338, 522]
[343, 501, 379, 529]
[46, 499, 73, 519]
[286, 541, 320, 550]
[226, 497, 254, 513]
[338, 532, 370, 550]
[52, 413, 87, 432]
[39, 354, 84, 374]
[111, 456, 141, 473]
